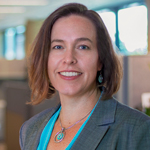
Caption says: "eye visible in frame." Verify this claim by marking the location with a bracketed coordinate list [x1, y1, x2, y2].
[78, 45, 89, 50]
[52, 45, 63, 49]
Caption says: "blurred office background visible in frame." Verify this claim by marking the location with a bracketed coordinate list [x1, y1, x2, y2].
[0, 0, 150, 149]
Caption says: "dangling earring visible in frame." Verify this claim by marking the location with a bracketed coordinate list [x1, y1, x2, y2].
[98, 73, 103, 83]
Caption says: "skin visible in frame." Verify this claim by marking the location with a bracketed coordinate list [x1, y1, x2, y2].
[47, 14, 102, 149]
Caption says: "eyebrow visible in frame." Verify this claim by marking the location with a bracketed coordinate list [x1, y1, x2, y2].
[75, 37, 93, 43]
[51, 39, 63, 43]
[51, 37, 93, 44]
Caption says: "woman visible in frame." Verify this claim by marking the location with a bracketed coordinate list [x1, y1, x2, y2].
[19, 3, 150, 150]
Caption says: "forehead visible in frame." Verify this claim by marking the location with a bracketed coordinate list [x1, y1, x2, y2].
[51, 15, 96, 40]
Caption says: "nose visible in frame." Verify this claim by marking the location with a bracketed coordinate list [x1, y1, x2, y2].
[63, 50, 77, 65]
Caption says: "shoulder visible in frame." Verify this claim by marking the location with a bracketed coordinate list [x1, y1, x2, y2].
[101, 97, 150, 131]
[95, 97, 150, 127]
[22, 107, 55, 130]
[21, 105, 60, 131]
[19, 105, 60, 149]
[115, 99, 150, 124]
[113, 98, 150, 138]
[113, 100, 150, 149]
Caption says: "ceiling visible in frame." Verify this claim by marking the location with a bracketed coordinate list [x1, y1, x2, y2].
[0, 0, 143, 30]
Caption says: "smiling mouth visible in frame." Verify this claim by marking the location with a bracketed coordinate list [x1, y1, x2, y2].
[59, 72, 82, 77]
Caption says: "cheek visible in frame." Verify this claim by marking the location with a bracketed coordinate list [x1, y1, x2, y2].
[83, 58, 99, 75]
[48, 53, 56, 69]
[47, 56, 54, 77]
[47, 56, 51, 70]
[89, 56, 100, 71]
[47, 54, 61, 78]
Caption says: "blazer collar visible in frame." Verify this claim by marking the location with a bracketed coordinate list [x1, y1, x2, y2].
[93, 97, 117, 125]
[71, 97, 117, 150]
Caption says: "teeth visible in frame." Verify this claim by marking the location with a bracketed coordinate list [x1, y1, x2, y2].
[60, 72, 81, 76]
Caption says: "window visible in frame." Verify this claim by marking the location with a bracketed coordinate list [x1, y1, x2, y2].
[98, 10, 116, 43]
[97, 3, 148, 55]
[4, 25, 26, 60]
[98, 10, 119, 53]
[118, 5, 147, 55]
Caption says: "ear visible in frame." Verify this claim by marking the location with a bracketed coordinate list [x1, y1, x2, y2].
[97, 62, 102, 71]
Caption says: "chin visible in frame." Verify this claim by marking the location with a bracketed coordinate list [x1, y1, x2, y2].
[58, 88, 81, 97]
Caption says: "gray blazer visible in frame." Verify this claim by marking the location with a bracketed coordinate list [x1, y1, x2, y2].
[19, 97, 150, 150]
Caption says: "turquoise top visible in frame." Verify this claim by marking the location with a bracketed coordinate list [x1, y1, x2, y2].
[37, 92, 103, 150]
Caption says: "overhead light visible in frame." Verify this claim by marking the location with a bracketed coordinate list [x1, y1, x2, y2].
[0, 0, 48, 6]
[0, 7, 25, 13]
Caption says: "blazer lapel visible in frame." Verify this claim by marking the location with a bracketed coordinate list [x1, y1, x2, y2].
[71, 98, 117, 150]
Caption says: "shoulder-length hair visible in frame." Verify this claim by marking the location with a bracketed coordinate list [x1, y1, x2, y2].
[28, 3, 123, 105]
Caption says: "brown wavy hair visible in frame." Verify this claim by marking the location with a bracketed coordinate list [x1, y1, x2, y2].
[28, 3, 123, 105]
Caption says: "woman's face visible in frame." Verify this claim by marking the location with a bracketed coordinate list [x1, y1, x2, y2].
[48, 15, 101, 98]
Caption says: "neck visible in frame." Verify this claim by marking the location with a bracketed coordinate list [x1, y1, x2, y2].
[58, 87, 101, 127]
